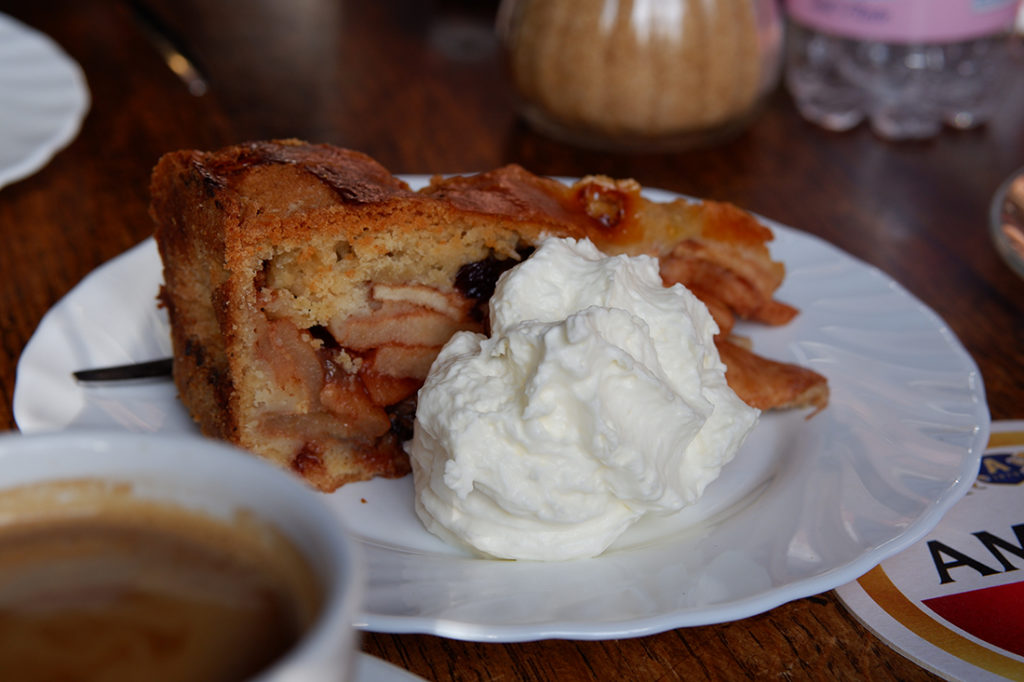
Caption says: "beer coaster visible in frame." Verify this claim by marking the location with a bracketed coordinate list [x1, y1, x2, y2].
[836, 420, 1024, 681]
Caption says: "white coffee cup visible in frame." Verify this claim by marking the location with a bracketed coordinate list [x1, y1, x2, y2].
[0, 429, 363, 682]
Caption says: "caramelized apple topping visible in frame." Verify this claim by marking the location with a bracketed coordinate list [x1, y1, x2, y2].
[363, 344, 443, 380]
[574, 177, 637, 228]
[328, 300, 482, 350]
[715, 337, 829, 414]
[320, 374, 392, 438]
[372, 283, 467, 318]
[660, 241, 797, 326]
[257, 277, 495, 442]
[358, 372, 421, 406]
[254, 318, 324, 411]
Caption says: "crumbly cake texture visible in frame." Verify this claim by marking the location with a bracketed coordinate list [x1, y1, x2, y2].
[151, 139, 827, 492]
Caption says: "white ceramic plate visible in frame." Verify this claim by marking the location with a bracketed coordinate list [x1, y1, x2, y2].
[0, 12, 90, 190]
[14, 181, 989, 642]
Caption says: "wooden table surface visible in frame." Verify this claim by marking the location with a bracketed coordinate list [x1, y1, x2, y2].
[2, 2, 1022, 680]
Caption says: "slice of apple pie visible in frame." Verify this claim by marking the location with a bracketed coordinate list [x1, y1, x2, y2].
[151, 139, 827, 491]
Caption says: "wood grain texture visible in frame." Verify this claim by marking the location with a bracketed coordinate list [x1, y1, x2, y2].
[1, 1, 1022, 679]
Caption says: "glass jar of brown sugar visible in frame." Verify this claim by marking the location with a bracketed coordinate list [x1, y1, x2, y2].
[497, 0, 784, 152]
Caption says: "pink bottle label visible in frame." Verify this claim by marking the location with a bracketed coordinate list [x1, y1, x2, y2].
[786, 0, 1020, 42]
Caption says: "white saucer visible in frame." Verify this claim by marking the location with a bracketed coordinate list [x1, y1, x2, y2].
[0, 12, 90, 190]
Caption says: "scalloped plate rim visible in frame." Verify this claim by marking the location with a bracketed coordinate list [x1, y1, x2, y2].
[0, 12, 90, 190]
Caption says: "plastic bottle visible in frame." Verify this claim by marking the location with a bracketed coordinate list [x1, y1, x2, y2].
[784, 0, 1021, 140]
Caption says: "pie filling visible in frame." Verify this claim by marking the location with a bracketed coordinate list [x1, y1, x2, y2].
[250, 251, 529, 472]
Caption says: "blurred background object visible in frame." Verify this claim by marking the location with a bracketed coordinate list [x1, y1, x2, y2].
[991, 166, 1024, 279]
[783, 0, 1023, 140]
[496, 0, 783, 152]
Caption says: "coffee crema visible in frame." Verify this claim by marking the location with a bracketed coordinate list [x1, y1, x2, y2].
[0, 479, 324, 682]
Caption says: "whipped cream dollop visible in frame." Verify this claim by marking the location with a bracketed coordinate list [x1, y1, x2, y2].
[408, 237, 758, 561]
